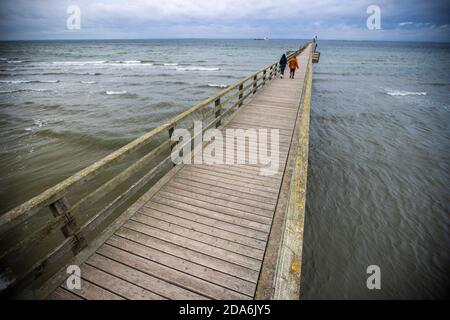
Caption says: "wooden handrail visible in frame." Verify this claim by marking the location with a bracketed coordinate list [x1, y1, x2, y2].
[0, 43, 309, 295]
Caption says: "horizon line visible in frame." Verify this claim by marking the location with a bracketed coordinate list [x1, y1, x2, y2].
[0, 37, 449, 44]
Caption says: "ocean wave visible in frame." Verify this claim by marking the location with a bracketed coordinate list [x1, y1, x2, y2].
[51, 60, 107, 66]
[152, 62, 188, 67]
[385, 90, 427, 96]
[0, 88, 53, 94]
[34, 129, 131, 149]
[152, 101, 175, 108]
[420, 82, 449, 87]
[0, 80, 60, 84]
[104, 90, 139, 98]
[107, 60, 154, 65]
[42, 72, 102, 76]
[48, 60, 155, 67]
[315, 71, 354, 76]
[81, 81, 96, 84]
[105, 90, 127, 95]
[0, 58, 26, 64]
[114, 60, 141, 64]
[176, 66, 220, 71]
[3, 71, 102, 76]
[205, 83, 228, 88]
[215, 74, 238, 79]
[25, 118, 49, 132]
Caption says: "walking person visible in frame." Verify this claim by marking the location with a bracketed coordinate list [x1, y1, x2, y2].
[279, 53, 287, 78]
[289, 55, 299, 79]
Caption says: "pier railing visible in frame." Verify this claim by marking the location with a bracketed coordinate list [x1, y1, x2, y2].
[0, 43, 308, 296]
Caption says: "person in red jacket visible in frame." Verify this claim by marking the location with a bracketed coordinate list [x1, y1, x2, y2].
[288, 56, 299, 79]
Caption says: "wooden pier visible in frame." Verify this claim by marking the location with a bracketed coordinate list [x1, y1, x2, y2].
[0, 43, 315, 300]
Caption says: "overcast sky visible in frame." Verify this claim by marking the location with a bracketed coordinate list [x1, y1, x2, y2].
[0, 0, 449, 41]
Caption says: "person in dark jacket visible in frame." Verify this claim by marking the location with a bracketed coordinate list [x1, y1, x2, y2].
[279, 54, 287, 78]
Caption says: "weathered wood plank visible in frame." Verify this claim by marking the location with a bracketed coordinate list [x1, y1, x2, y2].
[81, 264, 165, 300]
[97, 244, 250, 300]
[106, 235, 256, 297]
[172, 175, 277, 205]
[186, 165, 282, 183]
[151, 195, 270, 233]
[123, 220, 262, 271]
[229, 119, 294, 130]
[138, 206, 266, 249]
[167, 180, 276, 211]
[156, 191, 272, 225]
[144, 201, 269, 241]
[195, 164, 282, 178]
[131, 212, 264, 259]
[180, 168, 280, 193]
[227, 121, 295, 133]
[87, 253, 206, 299]
[226, 124, 293, 137]
[60, 277, 124, 300]
[115, 227, 260, 283]
[161, 185, 274, 217]
[47, 287, 83, 300]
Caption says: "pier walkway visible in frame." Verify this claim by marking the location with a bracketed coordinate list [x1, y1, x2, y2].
[0, 44, 314, 300]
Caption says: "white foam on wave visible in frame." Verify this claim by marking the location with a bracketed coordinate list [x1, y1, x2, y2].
[24, 119, 48, 133]
[0, 79, 60, 84]
[51, 60, 107, 66]
[40, 80, 59, 83]
[0, 88, 52, 94]
[106, 90, 127, 95]
[386, 90, 427, 96]
[49, 60, 155, 67]
[81, 81, 96, 84]
[107, 60, 148, 66]
[176, 66, 220, 71]
[120, 60, 141, 64]
[207, 83, 228, 88]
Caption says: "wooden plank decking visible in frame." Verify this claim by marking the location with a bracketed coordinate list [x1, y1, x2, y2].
[47, 47, 311, 300]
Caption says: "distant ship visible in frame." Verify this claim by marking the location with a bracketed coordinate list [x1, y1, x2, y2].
[254, 37, 269, 41]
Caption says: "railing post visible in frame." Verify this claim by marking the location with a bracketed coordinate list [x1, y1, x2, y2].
[49, 197, 87, 254]
[214, 98, 221, 128]
[168, 126, 175, 150]
[263, 70, 267, 86]
[168, 126, 178, 166]
[253, 75, 257, 94]
[238, 83, 244, 107]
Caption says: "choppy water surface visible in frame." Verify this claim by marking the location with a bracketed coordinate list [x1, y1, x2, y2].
[0, 40, 448, 299]
[302, 41, 450, 299]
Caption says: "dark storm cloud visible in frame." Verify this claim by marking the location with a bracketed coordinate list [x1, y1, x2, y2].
[0, 0, 448, 41]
